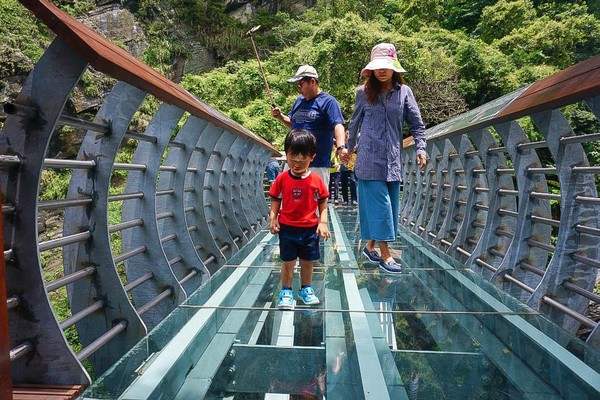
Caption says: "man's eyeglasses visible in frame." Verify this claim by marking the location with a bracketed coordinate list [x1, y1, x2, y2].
[296, 78, 312, 89]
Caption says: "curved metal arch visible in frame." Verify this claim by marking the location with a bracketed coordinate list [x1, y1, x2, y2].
[204, 132, 239, 258]
[399, 149, 419, 226]
[406, 149, 434, 235]
[63, 81, 147, 374]
[229, 137, 258, 237]
[436, 136, 469, 249]
[246, 145, 270, 227]
[238, 145, 263, 232]
[0, 37, 91, 385]
[446, 134, 487, 261]
[121, 103, 188, 330]
[583, 96, 600, 347]
[424, 140, 453, 244]
[156, 113, 211, 296]
[528, 109, 599, 331]
[184, 122, 227, 272]
[216, 132, 249, 247]
[465, 128, 515, 278]
[491, 121, 552, 301]
[413, 143, 440, 240]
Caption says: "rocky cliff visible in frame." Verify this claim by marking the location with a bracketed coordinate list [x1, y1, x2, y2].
[0, 0, 310, 130]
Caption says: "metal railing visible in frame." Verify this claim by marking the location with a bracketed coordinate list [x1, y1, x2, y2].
[2, 0, 600, 391]
[401, 55, 600, 349]
[1, 0, 274, 386]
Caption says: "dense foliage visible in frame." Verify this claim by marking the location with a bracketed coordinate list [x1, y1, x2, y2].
[178, 0, 599, 145]
[2, 0, 599, 144]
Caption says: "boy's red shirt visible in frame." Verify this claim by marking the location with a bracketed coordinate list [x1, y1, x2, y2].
[269, 170, 329, 227]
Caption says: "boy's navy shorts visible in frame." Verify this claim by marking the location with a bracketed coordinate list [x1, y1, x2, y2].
[278, 224, 320, 262]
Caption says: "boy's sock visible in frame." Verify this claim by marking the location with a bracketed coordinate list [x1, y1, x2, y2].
[282, 286, 292, 291]
[301, 285, 310, 289]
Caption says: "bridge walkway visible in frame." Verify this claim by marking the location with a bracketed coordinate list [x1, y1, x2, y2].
[80, 206, 600, 400]
[2, 0, 600, 398]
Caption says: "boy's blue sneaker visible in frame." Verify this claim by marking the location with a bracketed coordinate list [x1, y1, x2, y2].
[379, 259, 403, 274]
[362, 246, 381, 263]
[298, 286, 320, 305]
[277, 289, 295, 309]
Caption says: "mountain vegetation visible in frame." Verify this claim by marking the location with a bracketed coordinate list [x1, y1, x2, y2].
[2, 0, 600, 203]
[2, 0, 599, 144]
[176, 0, 600, 145]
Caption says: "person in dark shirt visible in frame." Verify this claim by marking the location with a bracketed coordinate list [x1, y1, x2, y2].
[271, 65, 348, 188]
[265, 142, 281, 182]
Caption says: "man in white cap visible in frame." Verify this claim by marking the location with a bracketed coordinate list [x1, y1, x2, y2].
[271, 65, 347, 187]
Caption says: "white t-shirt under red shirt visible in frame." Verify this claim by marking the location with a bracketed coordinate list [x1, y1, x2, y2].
[269, 170, 329, 227]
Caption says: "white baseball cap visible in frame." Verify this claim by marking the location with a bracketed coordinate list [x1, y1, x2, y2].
[287, 65, 319, 83]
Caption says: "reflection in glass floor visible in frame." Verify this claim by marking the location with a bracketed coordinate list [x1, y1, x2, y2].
[81, 206, 600, 399]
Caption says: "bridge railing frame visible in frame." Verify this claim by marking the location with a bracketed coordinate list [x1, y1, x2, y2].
[1, 0, 274, 386]
[401, 55, 600, 349]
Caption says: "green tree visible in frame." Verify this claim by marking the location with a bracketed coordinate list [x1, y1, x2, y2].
[477, 0, 536, 42]
[442, 0, 497, 32]
[454, 39, 516, 107]
[495, 4, 600, 68]
[386, 0, 445, 31]
[183, 13, 470, 139]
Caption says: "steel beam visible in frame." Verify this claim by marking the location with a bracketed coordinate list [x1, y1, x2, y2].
[121, 104, 188, 330]
[0, 37, 91, 384]
[63, 81, 147, 374]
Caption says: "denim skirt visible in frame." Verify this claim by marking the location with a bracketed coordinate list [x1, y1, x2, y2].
[357, 180, 401, 242]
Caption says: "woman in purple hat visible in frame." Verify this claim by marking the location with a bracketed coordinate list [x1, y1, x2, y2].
[347, 43, 427, 273]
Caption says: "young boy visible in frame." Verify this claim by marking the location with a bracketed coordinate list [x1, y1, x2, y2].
[269, 129, 331, 309]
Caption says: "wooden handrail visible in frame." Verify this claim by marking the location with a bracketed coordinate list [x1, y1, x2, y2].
[404, 54, 600, 147]
[497, 54, 600, 120]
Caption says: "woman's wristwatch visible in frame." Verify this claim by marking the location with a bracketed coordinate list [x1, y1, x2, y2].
[336, 144, 347, 152]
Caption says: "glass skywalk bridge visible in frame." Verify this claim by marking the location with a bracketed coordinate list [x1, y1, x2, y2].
[81, 206, 600, 400]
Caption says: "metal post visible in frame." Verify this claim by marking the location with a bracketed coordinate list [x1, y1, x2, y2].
[0, 189, 12, 399]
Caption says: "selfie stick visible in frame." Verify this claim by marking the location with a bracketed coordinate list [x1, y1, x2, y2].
[246, 25, 275, 108]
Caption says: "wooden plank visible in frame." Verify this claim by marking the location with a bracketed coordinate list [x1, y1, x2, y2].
[496, 54, 600, 120]
[13, 384, 85, 400]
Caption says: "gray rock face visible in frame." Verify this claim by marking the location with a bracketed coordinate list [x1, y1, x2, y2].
[0, 47, 33, 125]
[225, 0, 314, 21]
[229, 2, 255, 23]
[83, 4, 148, 58]
[181, 43, 216, 75]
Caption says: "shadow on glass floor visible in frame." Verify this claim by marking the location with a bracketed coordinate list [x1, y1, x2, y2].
[81, 206, 600, 400]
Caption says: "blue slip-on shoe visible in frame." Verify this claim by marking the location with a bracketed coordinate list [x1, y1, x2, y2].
[362, 246, 381, 263]
[298, 286, 320, 305]
[379, 259, 403, 274]
[277, 289, 295, 309]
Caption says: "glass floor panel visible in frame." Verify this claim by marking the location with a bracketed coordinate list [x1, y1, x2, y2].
[81, 206, 600, 400]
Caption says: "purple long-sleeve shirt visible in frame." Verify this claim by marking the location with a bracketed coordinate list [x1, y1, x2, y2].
[348, 83, 426, 182]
